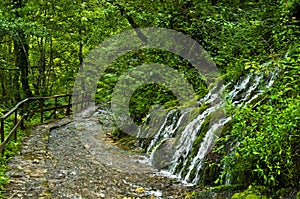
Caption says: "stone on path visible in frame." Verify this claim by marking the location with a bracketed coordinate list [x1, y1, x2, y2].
[5, 106, 199, 198]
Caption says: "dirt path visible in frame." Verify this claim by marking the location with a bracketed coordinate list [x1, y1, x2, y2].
[5, 106, 199, 199]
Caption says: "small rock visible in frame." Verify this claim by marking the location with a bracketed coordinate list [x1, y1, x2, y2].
[135, 187, 145, 193]
[9, 172, 26, 178]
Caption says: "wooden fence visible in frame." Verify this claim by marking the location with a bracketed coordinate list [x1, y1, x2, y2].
[0, 91, 92, 153]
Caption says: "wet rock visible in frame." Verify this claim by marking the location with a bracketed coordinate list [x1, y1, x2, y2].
[151, 138, 176, 169]
[5, 106, 201, 199]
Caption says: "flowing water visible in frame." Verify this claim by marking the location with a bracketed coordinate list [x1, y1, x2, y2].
[141, 70, 277, 184]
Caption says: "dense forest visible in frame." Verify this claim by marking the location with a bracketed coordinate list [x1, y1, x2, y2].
[0, 0, 300, 198]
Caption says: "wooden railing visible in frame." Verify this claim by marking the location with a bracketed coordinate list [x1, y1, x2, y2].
[0, 91, 93, 153]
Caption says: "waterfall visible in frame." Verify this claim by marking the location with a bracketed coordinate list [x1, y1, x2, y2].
[141, 70, 277, 184]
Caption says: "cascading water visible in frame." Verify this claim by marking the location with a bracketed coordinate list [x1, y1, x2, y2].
[141, 70, 277, 184]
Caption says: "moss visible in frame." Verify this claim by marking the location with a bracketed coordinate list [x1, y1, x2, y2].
[200, 161, 214, 185]
[231, 186, 268, 199]
[232, 193, 266, 199]
[180, 96, 200, 109]
[188, 104, 210, 123]
[184, 191, 198, 199]
[184, 184, 285, 199]
[109, 128, 142, 152]
[232, 193, 243, 199]
[190, 114, 211, 158]
[210, 184, 244, 192]
[111, 128, 127, 139]
[173, 158, 184, 174]
[245, 194, 266, 199]
[190, 186, 239, 199]
[119, 136, 137, 146]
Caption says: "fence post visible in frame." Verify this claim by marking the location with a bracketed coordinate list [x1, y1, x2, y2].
[89, 91, 92, 105]
[14, 110, 17, 141]
[86, 91, 91, 107]
[81, 93, 84, 110]
[0, 120, 4, 144]
[1, 120, 4, 155]
[40, 98, 44, 123]
[82, 92, 87, 108]
[75, 95, 78, 112]
[21, 101, 26, 130]
[54, 97, 57, 119]
[67, 95, 72, 116]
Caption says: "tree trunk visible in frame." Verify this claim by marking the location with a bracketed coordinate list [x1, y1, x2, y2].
[14, 30, 33, 98]
[211, 0, 218, 6]
[12, 70, 21, 103]
[13, 0, 33, 98]
[0, 71, 6, 102]
[114, 3, 148, 43]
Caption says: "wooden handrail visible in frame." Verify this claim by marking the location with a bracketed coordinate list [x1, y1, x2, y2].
[0, 91, 93, 154]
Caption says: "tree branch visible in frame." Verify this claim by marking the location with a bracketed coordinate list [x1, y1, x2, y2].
[113, 3, 148, 43]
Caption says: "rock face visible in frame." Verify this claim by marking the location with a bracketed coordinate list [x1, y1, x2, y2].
[151, 138, 176, 170]
[5, 106, 200, 199]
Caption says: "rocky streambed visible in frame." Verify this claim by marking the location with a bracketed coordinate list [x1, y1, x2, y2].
[5, 106, 201, 199]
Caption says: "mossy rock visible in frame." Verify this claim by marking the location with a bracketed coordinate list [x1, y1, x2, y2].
[232, 193, 243, 199]
[231, 186, 268, 199]
[210, 184, 243, 192]
[190, 189, 236, 199]
[151, 138, 176, 169]
[232, 193, 267, 199]
[190, 191, 214, 199]
[190, 114, 211, 158]
[245, 194, 267, 199]
[188, 104, 209, 122]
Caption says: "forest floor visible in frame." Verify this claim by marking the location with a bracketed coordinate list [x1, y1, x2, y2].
[4, 106, 202, 199]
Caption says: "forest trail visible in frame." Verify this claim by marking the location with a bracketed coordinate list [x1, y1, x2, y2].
[4, 106, 199, 199]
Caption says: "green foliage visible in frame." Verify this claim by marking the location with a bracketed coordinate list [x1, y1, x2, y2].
[297, 190, 300, 199]
[188, 184, 243, 199]
[216, 46, 300, 188]
[0, 128, 29, 197]
[274, 187, 296, 198]
[231, 186, 268, 199]
[129, 83, 178, 124]
[0, 161, 8, 196]
[0, 0, 125, 103]
[0, 0, 299, 196]
[96, 49, 206, 123]
[218, 96, 299, 187]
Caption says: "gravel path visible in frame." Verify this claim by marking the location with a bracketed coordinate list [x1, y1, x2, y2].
[5, 106, 200, 199]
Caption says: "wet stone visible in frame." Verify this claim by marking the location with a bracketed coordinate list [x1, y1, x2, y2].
[5, 106, 200, 198]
